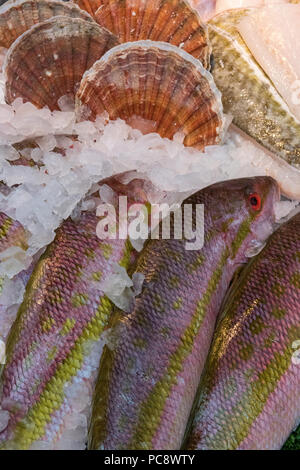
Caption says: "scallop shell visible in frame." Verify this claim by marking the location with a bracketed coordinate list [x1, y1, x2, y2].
[76, 41, 225, 149]
[0, 0, 94, 48]
[72, 0, 100, 17]
[75, 0, 210, 68]
[4, 16, 119, 111]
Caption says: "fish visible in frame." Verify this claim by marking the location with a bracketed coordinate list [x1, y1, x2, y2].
[88, 176, 279, 450]
[0, 212, 27, 255]
[4, 15, 119, 111]
[208, 9, 300, 199]
[237, 4, 300, 123]
[76, 40, 225, 149]
[0, 195, 135, 449]
[185, 213, 300, 450]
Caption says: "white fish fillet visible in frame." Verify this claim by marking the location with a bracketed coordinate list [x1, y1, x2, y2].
[237, 5, 300, 122]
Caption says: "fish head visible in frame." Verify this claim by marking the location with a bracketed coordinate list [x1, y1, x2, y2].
[229, 176, 280, 262]
[201, 176, 280, 263]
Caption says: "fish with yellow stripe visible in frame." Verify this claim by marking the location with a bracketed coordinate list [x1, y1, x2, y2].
[0, 192, 136, 449]
[185, 213, 300, 450]
[88, 176, 279, 450]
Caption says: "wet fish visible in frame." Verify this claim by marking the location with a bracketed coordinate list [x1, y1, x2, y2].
[185, 213, 300, 450]
[208, 9, 300, 199]
[89, 176, 279, 450]
[0, 207, 134, 449]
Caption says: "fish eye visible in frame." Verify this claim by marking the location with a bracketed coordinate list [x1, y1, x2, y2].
[248, 193, 262, 211]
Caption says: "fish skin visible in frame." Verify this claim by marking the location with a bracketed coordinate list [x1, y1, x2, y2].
[0, 212, 27, 254]
[89, 176, 279, 450]
[185, 213, 300, 450]
[208, 9, 300, 170]
[0, 210, 134, 450]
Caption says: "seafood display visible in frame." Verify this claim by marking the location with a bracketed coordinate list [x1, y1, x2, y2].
[208, 8, 300, 199]
[76, 41, 225, 148]
[89, 177, 279, 450]
[185, 213, 300, 450]
[0, 0, 299, 452]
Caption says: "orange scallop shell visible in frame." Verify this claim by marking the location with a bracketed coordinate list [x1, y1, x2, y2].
[75, 0, 210, 68]
[72, 0, 101, 17]
[0, 0, 94, 49]
[4, 16, 119, 110]
[76, 41, 225, 149]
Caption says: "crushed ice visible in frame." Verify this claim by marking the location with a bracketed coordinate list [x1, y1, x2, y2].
[101, 264, 145, 312]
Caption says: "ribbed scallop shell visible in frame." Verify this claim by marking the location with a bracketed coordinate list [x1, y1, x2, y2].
[72, 0, 100, 17]
[0, 0, 94, 48]
[4, 16, 119, 110]
[75, 0, 210, 68]
[76, 41, 225, 149]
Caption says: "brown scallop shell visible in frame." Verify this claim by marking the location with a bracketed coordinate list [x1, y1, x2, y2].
[4, 16, 119, 111]
[77, 0, 210, 68]
[76, 41, 225, 149]
[0, 0, 95, 49]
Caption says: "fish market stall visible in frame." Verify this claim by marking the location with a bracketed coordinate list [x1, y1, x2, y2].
[0, 0, 299, 451]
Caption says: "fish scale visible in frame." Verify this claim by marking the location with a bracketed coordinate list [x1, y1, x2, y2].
[185, 213, 300, 450]
[0, 210, 133, 449]
[0, 212, 27, 254]
[89, 176, 279, 450]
